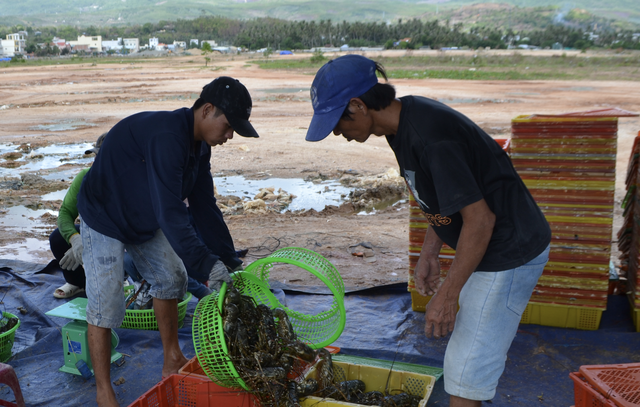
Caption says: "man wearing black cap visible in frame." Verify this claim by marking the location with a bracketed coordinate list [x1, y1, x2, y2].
[305, 56, 550, 407]
[77, 76, 258, 407]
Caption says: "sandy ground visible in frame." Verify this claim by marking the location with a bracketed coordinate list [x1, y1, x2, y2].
[1, 50, 639, 290]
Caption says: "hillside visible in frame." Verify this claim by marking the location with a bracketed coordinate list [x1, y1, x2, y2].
[0, 0, 639, 28]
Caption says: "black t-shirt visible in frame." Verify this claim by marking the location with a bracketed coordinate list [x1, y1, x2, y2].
[388, 96, 550, 271]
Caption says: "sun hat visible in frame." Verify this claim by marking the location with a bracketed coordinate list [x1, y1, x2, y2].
[200, 76, 259, 138]
[305, 55, 379, 142]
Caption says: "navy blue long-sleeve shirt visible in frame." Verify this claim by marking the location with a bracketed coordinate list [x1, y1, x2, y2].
[77, 108, 236, 278]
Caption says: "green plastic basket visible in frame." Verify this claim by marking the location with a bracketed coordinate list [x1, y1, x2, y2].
[119, 292, 192, 330]
[192, 281, 249, 390]
[242, 247, 346, 348]
[0, 312, 20, 362]
[192, 247, 346, 389]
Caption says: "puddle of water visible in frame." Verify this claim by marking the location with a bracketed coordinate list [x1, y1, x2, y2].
[0, 143, 93, 177]
[29, 119, 96, 132]
[0, 205, 58, 233]
[567, 86, 595, 92]
[548, 86, 596, 92]
[41, 168, 83, 181]
[0, 238, 52, 263]
[42, 189, 68, 201]
[0, 143, 17, 155]
[213, 175, 352, 212]
[260, 88, 309, 94]
[358, 198, 407, 215]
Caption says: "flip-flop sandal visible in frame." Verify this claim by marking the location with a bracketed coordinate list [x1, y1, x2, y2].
[53, 283, 85, 299]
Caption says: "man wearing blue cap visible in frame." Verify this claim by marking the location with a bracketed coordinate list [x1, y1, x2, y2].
[78, 76, 258, 407]
[306, 55, 551, 407]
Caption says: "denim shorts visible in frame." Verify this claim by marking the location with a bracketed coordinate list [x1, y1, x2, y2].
[81, 221, 188, 328]
[443, 244, 550, 401]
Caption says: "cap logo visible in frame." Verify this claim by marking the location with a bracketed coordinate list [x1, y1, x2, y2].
[311, 86, 319, 109]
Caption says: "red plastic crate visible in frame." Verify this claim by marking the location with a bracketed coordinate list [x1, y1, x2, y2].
[128, 374, 258, 407]
[178, 346, 342, 383]
[570, 372, 617, 407]
[580, 363, 640, 407]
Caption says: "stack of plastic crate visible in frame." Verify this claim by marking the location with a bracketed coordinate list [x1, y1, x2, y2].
[510, 114, 620, 329]
[409, 109, 638, 330]
[619, 132, 640, 331]
[616, 135, 639, 277]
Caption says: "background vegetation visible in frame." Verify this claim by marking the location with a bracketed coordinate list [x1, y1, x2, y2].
[2, 10, 639, 56]
[1, 0, 639, 28]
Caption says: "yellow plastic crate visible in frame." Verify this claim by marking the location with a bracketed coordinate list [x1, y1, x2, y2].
[302, 361, 435, 407]
[413, 292, 603, 330]
[628, 294, 640, 333]
[411, 291, 432, 312]
[520, 302, 603, 330]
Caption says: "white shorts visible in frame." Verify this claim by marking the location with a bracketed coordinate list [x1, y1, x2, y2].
[443, 245, 550, 400]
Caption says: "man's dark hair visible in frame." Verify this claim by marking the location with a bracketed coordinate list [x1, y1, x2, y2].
[192, 98, 225, 117]
[340, 61, 396, 121]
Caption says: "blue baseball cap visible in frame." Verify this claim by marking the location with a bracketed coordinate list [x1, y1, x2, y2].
[305, 55, 379, 142]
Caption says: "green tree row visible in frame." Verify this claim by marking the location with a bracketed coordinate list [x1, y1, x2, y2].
[1, 15, 639, 57]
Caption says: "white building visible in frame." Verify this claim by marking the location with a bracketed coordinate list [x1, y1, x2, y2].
[173, 41, 186, 49]
[69, 35, 103, 53]
[102, 38, 122, 51]
[5, 33, 26, 55]
[0, 40, 16, 57]
[123, 38, 139, 52]
[201, 40, 218, 48]
[149, 37, 159, 49]
[190, 39, 199, 47]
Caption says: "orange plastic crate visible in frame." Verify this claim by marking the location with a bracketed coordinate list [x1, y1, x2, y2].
[570, 372, 617, 407]
[128, 374, 258, 407]
[579, 363, 640, 407]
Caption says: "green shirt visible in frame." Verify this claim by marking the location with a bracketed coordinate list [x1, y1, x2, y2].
[57, 168, 90, 244]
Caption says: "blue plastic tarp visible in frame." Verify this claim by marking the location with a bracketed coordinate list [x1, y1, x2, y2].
[1, 259, 639, 406]
[280, 51, 293, 55]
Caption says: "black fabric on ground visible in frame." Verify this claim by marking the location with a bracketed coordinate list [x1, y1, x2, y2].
[0, 261, 639, 406]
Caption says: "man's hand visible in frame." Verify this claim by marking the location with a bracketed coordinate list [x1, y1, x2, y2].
[208, 260, 233, 292]
[415, 226, 444, 297]
[59, 234, 83, 271]
[415, 252, 441, 297]
[424, 288, 458, 339]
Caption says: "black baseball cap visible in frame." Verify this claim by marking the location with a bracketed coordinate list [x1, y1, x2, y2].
[200, 77, 259, 138]
[85, 132, 108, 155]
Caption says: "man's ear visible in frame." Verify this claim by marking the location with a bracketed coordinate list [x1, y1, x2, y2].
[200, 102, 215, 118]
[349, 97, 366, 114]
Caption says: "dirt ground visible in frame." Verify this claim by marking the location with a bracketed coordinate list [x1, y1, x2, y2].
[1, 49, 639, 290]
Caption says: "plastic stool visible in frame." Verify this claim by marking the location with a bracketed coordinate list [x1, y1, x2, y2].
[0, 363, 25, 407]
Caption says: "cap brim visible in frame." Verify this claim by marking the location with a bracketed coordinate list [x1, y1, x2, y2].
[305, 106, 346, 142]
[227, 116, 259, 138]
[85, 148, 99, 155]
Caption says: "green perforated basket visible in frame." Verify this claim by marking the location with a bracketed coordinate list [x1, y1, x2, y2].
[243, 247, 346, 347]
[119, 292, 192, 330]
[0, 312, 20, 362]
[192, 247, 346, 389]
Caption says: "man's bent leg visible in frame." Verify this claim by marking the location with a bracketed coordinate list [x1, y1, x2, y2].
[126, 229, 189, 377]
[81, 220, 127, 406]
[154, 298, 188, 377]
[443, 245, 549, 401]
[88, 324, 119, 407]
